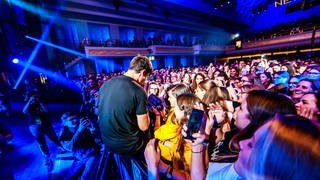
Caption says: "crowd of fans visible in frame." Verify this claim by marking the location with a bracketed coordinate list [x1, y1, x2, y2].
[78, 15, 320, 50]
[80, 35, 225, 49]
[142, 57, 320, 179]
[68, 56, 319, 118]
[43, 55, 318, 178]
[1, 54, 319, 178]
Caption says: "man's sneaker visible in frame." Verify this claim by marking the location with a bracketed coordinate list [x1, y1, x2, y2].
[57, 146, 68, 154]
[45, 157, 53, 165]
[45, 157, 54, 171]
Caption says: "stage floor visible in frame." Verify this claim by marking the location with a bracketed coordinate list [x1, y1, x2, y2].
[0, 102, 82, 179]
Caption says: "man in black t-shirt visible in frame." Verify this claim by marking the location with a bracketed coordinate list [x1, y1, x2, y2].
[98, 55, 153, 179]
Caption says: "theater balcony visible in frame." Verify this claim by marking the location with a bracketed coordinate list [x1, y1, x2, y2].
[225, 29, 320, 56]
[84, 45, 224, 57]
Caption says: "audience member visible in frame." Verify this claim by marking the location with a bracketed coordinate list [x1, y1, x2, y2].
[292, 78, 320, 103]
[201, 86, 236, 163]
[243, 114, 320, 179]
[239, 75, 253, 86]
[194, 79, 216, 100]
[295, 92, 320, 123]
[146, 104, 309, 180]
[181, 72, 192, 85]
[191, 72, 205, 93]
[59, 112, 101, 179]
[22, 90, 64, 168]
[228, 67, 238, 80]
[259, 72, 273, 90]
[146, 81, 165, 136]
[270, 71, 290, 94]
[154, 93, 202, 179]
[288, 75, 302, 96]
[303, 64, 320, 79]
[187, 90, 297, 179]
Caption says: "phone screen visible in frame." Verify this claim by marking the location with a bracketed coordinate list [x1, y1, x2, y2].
[185, 109, 204, 140]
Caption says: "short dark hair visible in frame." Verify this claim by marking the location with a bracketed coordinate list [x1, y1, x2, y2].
[128, 55, 153, 74]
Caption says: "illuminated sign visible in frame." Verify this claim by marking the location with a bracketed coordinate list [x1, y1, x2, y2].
[235, 40, 242, 49]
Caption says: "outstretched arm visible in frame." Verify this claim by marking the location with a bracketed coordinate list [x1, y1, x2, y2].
[144, 139, 160, 180]
[182, 124, 208, 180]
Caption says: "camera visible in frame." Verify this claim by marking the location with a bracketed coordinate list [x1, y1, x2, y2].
[148, 94, 164, 112]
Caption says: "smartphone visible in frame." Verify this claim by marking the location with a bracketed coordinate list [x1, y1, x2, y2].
[185, 109, 205, 140]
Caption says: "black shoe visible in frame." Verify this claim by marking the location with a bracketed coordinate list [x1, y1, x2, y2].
[45, 157, 54, 171]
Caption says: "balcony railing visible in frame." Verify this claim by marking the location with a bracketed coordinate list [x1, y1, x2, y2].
[84, 44, 224, 57]
[226, 29, 320, 55]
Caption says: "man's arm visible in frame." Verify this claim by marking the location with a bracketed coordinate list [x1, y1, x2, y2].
[137, 113, 150, 131]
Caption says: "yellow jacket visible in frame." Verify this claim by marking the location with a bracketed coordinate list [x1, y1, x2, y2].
[154, 108, 192, 174]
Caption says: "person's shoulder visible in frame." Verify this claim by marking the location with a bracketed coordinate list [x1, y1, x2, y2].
[112, 75, 134, 84]
[101, 75, 124, 86]
[206, 163, 240, 180]
[109, 75, 125, 81]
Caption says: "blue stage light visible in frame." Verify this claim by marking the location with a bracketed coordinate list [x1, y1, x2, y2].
[12, 58, 19, 64]
[16, 60, 81, 92]
[12, 0, 62, 90]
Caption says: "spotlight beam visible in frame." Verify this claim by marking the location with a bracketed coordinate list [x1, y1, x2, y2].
[16, 61, 81, 91]
[25, 36, 87, 58]
[9, 0, 62, 21]
[13, 1, 64, 90]
[13, 28, 54, 89]
[13, 41, 44, 90]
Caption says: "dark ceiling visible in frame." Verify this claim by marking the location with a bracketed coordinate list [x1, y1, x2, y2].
[132, 0, 243, 25]
[38, 0, 254, 35]
[4, 0, 320, 40]
[111, 0, 250, 33]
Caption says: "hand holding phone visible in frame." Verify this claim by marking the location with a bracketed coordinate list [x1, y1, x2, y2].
[184, 109, 205, 140]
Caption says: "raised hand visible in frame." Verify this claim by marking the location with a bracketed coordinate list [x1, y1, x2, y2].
[182, 124, 206, 146]
[78, 118, 91, 132]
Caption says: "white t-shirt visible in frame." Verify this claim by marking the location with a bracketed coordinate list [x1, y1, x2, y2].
[206, 163, 241, 180]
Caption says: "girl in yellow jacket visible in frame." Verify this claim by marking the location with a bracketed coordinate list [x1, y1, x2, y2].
[155, 93, 202, 179]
